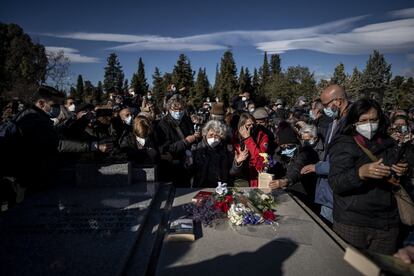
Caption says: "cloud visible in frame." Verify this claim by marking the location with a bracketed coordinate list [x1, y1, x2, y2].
[256, 18, 414, 55]
[40, 11, 414, 55]
[388, 7, 414, 19]
[45, 47, 99, 63]
[40, 15, 366, 52]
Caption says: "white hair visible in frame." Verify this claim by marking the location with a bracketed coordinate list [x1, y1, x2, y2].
[202, 120, 228, 139]
[299, 124, 317, 137]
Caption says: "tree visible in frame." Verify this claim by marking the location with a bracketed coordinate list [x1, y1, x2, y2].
[270, 54, 282, 76]
[75, 74, 84, 101]
[347, 67, 363, 101]
[46, 49, 71, 91]
[123, 79, 129, 94]
[172, 54, 194, 92]
[130, 57, 149, 96]
[83, 80, 95, 103]
[213, 63, 220, 98]
[95, 81, 103, 103]
[103, 53, 124, 94]
[152, 67, 164, 109]
[0, 23, 48, 101]
[331, 63, 347, 88]
[361, 50, 392, 104]
[193, 68, 210, 107]
[216, 50, 238, 105]
[259, 52, 271, 90]
[285, 66, 317, 105]
[251, 68, 260, 100]
[238, 66, 252, 94]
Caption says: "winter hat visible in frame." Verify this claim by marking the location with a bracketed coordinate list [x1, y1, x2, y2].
[277, 122, 299, 145]
[252, 107, 268, 120]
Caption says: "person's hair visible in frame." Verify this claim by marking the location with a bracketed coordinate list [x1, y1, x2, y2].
[32, 85, 61, 103]
[342, 98, 388, 136]
[133, 115, 152, 138]
[166, 94, 186, 110]
[237, 112, 256, 130]
[202, 120, 228, 139]
[391, 115, 409, 125]
[299, 124, 317, 137]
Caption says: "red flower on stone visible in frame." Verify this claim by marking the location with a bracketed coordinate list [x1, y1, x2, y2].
[263, 210, 276, 221]
[225, 195, 233, 203]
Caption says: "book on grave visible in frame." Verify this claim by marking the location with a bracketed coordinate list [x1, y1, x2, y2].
[166, 218, 195, 242]
[192, 191, 213, 204]
[344, 246, 414, 276]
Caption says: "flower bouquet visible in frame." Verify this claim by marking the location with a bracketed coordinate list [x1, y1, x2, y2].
[184, 182, 277, 226]
[257, 153, 276, 189]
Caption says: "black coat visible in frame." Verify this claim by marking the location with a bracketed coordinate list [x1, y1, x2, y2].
[155, 113, 195, 186]
[271, 146, 319, 206]
[192, 139, 234, 188]
[328, 134, 400, 229]
[2, 106, 59, 190]
[119, 129, 158, 164]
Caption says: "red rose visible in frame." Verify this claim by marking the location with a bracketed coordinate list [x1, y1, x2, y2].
[221, 203, 230, 213]
[263, 210, 276, 221]
[225, 195, 233, 203]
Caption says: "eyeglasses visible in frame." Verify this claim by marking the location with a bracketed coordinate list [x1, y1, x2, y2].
[322, 98, 337, 108]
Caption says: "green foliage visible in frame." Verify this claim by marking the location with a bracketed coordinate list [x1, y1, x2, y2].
[130, 57, 149, 96]
[75, 74, 84, 101]
[270, 54, 282, 76]
[238, 66, 252, 94]
[172, 54, 194, 92]
[361, 50, 392, 104]
[0, 23, 48, 101]
[152, 67, 164, 110]
[347, 67, 363, 101]
[216, 50, 238, 105]
[331, 63, 348, 88]
[103, 53, 124, 94]
[193, 68, 211, 107]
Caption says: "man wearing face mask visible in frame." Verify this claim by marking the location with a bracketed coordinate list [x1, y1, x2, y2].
[300, 84, 351, 224]
[156, 94, 200, 187]
[0, 86, 60, 197]
[192, 120, 234, 187]
[268, 122, 320, 211]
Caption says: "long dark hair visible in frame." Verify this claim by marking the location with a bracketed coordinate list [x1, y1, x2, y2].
[342, 98, 389, 137]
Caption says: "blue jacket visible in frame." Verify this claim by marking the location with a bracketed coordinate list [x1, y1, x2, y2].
[314, 118, 345, 207]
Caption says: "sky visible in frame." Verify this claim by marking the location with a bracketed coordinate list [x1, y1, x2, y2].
[2, 0, 414, 88]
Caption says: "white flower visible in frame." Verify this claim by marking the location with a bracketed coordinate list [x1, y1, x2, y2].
[215, 182, 228, 195]
[260, 194, 269, 201]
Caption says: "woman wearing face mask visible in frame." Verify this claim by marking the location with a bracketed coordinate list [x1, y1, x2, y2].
[231, 113, 269, 187]
[268, 122, 320, 211]
[328, 98, 410, 254]
[119, 115, 158, 164]
[192, 120, 234, 187]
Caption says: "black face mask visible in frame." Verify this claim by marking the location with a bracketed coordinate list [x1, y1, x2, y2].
[49, 105, 61, 118]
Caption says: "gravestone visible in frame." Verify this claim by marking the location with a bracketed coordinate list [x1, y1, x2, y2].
[132, 165, 157, 182]
[0, 183, 157, 276]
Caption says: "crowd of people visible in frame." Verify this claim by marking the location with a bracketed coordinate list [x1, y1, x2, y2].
[1, 83, 414, 261]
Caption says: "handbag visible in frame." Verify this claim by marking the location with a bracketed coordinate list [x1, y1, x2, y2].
[354, 137, 414, 226]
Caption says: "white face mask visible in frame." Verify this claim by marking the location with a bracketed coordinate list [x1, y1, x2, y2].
[356, 122, 379, 140]
[125, 116, 133, 125]
[136, 136, 146, 146]
[207, 137, 220, 148]
[68, 104, 76, 112]
[249, 108, 255, 113]
[242, 97, 247, 102]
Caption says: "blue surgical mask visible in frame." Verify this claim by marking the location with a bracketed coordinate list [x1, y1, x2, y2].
[401, 125, 408, 134]
[303, 139, 316, 147]
[281, 147, 297, 158]
[170, 110, 184, 121]
[323, 107, 338, 118]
